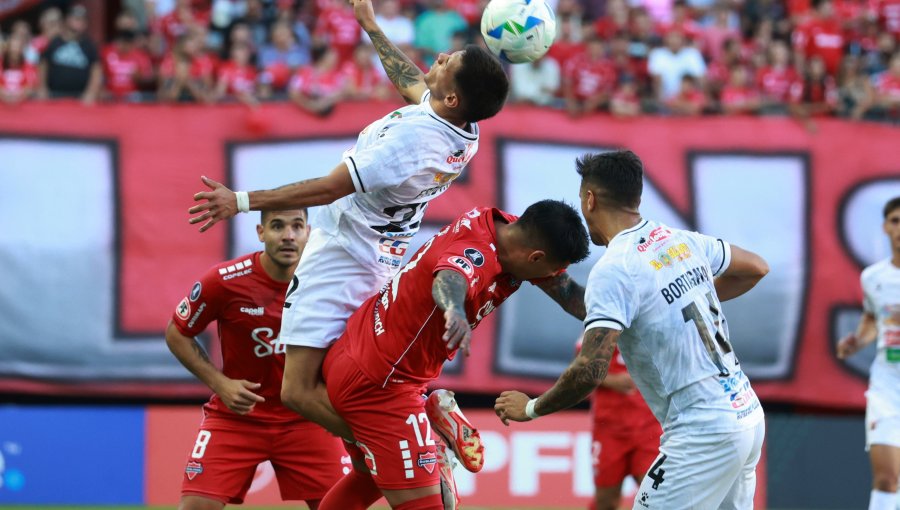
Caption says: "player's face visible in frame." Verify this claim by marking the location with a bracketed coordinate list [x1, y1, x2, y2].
[425, 51, 463, 105]
[258, 211, 309, 268]
[884, 208, 900, 252]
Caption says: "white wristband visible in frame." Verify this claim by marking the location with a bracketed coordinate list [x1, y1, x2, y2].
[235, 191, 250, 213]
[525, 398, 541, 420]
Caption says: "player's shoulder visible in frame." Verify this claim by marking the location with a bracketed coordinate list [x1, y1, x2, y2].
[206, 252, 261, 285]
[862, 259, 891, 283]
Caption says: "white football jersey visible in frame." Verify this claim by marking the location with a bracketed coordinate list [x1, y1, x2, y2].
[861, 259, 900, 421]
[315, 90, 479, 273]
[584, 220, 764, 435]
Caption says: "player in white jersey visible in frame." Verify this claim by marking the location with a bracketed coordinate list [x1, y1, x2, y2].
[495, 150, 770, 510]
[837, 197, 900, 510]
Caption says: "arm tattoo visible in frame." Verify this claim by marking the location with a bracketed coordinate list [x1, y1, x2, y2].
[537, 273, 586, 320]
[367, 29, 425, 100]
[432, 270, 468, 313]
[534, 327, 618, 416]
[275, 177, 322, 192]
[191, 340, 214, 366]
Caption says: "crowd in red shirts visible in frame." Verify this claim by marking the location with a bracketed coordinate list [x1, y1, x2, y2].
[1, 0, 899, 122]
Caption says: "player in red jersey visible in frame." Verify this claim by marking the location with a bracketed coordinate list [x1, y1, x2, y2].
[316, 201, 590, 510]
[576, 336, 662, 510]
[165, 209, 347, 510]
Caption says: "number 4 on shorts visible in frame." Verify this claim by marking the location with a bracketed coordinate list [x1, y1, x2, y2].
[647, 454, 667, 490]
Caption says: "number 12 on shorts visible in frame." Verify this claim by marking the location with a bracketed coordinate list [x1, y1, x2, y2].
[405, 413, 436, 447]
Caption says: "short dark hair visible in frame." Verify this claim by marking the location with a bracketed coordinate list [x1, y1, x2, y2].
[576, 151, 643, 209]
[516, 200, 590, 264]
[454, 45, 509, 123]
[261, 208, 308, 224]
[884, 197, 900, 218]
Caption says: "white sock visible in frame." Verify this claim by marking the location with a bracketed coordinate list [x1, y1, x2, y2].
[867, 489, 896, 510]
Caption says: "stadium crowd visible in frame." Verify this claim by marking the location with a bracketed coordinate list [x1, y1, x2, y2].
[1, 0, 899, 122]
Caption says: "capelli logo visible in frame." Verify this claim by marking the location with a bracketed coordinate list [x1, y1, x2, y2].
[240, 307, 264, 316]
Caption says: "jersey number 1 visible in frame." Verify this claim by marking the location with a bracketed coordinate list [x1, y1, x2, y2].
[682, 291, 735, 376]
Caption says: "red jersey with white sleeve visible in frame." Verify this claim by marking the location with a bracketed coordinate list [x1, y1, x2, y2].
[342, 207, 536, 387]
[171, 251, 303, 425]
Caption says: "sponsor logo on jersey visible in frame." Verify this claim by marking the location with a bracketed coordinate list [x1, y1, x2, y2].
[187, 303, 206, 328]
[416, 183, 451, 199]
[378, 255, 402, 268]
[189, 282, 202, 301]
[417, 452, 437, 473]
[636, 227, 672, 252]
[649, 243, 692, 270]
[185, 461, 203, 480]
[218, 259, 254, 280]
[448, 256, 474, 277]
[373, 305, 386, 336]
[446, 144, 475, 165]
[472, 299, 496, 328]
[453, 217, 472, 232]
[464, 248, 484, 267]
[638, 491, 650, 507]
[251, 327, 285, 357]
[379, 238, 409, 257]
[176, 298, 191, 320]
[240, 306, 264, 316]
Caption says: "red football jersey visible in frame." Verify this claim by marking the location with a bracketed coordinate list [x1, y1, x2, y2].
[756, 65, 800, 102]
[342, 207, 535, 387]
[792, 19, 845, 74]
[102, 44, 153, 97]
[0, 62, 37, 94]
[591, 348, 658, 433]
[314, 7, 361, 63]
[171, 252, 303, 424]
[876, 72, 900, 102]
[564, 55, 618, 99]
[217, 61, 258, 95]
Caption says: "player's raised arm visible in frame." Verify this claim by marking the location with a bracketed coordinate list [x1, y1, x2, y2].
[165, 321, 264, 415]
[432, 269, 473, 355]
[535, 272, 586, 320]
[714, 244, 769, 302]
[350, 0, 426, 104]
[188, 163, 355, 232]
[495, 326, 620, 424]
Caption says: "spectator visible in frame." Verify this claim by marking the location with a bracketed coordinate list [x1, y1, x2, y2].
[259, 20, 311, 96]
[862, 31, 897, 76]
[31, 7, 62, 57]
[594, 0, 631, 40]
[414, 0, 468, 64]
[789, 55, 839, 125]
[662, 1, 703, 41]
[610, 76, 643, 116]
[509, 56, 561, 105]
[609, 33, 651, 93]
[547, 15, 587, 72]
[706, 38, 748, 95]
[369, 0, 415, 46]
[630, 8, 662, 60]
[564, 37, 619, 116]
[10, 20, 36, 63]
[756, 40, 800, 108]
[214, 41, 258, 105]
[288, 45, 349, 115]
[665, 74, 707, 114]
[871, 0, 900, 39]
[240, 0, 271, 50]
[38, 5, 102, 104]
[838, 55, 875, 119]
[340, 43, 391, 101]
[648, 29, 707, 99]
[1, 35, 38, 104]
[700, 3, 740, 61]
[102, 28, 155, 101]
[156, 0, 211, 47]
[158, 31, 216, 102]
[792, 0, 845, 75]
[720, 65, 762, 114]
[314, 0, 362, 64]
[873, 51, 900, 117]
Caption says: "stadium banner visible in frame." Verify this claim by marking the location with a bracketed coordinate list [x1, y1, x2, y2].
[1, 101, 899, 410]
[143, 406, 766, 507]
[0, 405, 145, 504]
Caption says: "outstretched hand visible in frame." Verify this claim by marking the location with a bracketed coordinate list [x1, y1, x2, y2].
[348, 0, 377, 31]
[189, 176, 237, 232]
[443, 308, 472, 356]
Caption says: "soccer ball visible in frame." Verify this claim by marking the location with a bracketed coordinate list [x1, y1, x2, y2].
[480, 0, 557, 64]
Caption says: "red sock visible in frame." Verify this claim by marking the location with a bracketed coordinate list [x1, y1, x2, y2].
[318, 470, 382, 510]
[393, 493, 444, 510]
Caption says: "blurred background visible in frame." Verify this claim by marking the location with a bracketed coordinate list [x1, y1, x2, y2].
[0, 0, 899, 509]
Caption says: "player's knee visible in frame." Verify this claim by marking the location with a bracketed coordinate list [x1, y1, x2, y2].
[873, 471, 899, 492]
[178, 495, 225, 510]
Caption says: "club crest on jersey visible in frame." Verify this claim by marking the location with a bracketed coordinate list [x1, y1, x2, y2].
[417, 452, 437, 474]
[189, 282, 202, 301]
[185, 461, 203, 480]
[463, 248, 484, 267]
[390, 110, 403, 119]
[176, 298, 191, 319]
[379, 238, 409, 257]
[448, 256, 474, 277]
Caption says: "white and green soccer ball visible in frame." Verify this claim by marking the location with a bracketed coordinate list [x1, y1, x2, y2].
[480, 0, 557, 64]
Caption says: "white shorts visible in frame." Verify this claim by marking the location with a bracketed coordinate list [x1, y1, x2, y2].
[866, 408, 900, 450]
[280, 228, 394, 349]
[633, 420, 765, 510]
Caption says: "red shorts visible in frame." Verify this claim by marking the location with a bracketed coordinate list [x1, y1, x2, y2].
[323, 341, 440, 490]
[592, 421, 662, 488]
[181, 412, 348, 504]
